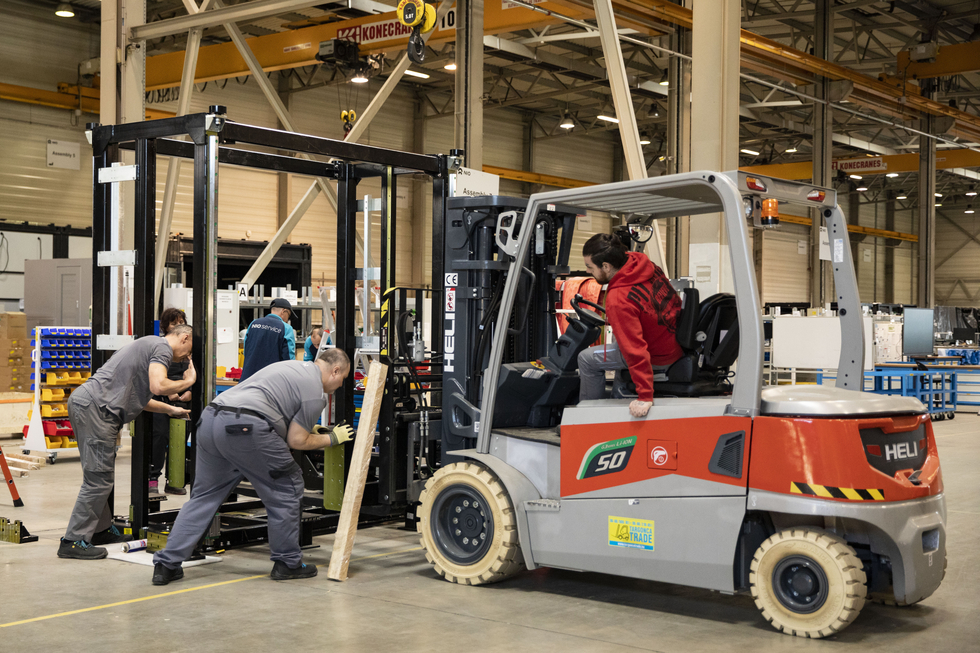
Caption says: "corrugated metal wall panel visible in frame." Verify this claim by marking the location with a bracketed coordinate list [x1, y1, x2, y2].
[0, 111, 93, 226]
[533, 136, 616, 184]
[0, 5, 99, 90]
[935, 208, 980, 303]
[759, 224, 809, 303]
[149, 79, 279, 129]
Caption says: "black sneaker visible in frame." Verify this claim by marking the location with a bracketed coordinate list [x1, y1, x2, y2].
[90, 525, 133, 545]
[270, 560, 318, 580]
[152, 563, 184, 586]
[58, 538, 108, 560]
[164, 484, 187, 496]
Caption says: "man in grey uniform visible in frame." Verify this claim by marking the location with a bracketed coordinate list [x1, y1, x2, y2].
[59, 325, 195, 560]
[151, 348, 353, 585]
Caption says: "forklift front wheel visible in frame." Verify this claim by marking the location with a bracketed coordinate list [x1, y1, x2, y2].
[750, 528, 867, 638]
[418, 462, 524, 585]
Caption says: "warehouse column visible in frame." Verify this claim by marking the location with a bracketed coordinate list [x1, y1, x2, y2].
[277, 72, 292, 232]
[412, 98, 427, 285]
[689, 0, 739, 294]
[455, 0, 483, 168]
[918, 96, 937, 308]
[667, 21, 691, 278]
[810, 0, 833, 307]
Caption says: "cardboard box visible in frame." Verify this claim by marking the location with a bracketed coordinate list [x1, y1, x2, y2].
[0, 367, 27, 383]
[0, 313, 26, 338]
[0, 337, 26, 350]
[0, 347, 26, 360]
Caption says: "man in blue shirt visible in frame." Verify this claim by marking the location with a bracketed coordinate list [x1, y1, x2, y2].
[303, 328, 333, 361]
[241, 298, 294, 382]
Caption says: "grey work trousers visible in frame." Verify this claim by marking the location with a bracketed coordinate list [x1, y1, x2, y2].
[577, 343, 670, 401]
[154, 407, 305, 569]
[64, 387, 122, 542]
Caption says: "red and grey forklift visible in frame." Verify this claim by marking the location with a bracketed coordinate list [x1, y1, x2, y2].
[418, 172, 945, 638]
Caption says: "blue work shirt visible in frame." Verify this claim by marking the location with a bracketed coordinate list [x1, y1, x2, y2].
[303, 333, 332, 361]
[241, 313, 291, 382]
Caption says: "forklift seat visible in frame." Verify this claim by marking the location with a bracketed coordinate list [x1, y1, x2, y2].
[614, 288, 739, 398]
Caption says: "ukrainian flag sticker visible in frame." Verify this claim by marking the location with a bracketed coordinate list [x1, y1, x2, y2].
[608, 516, 655, 551]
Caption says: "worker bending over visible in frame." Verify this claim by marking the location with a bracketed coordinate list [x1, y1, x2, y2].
[579, 233, 683, 418]
[151, 349, 354, 585]
[59, 326, 195, 560]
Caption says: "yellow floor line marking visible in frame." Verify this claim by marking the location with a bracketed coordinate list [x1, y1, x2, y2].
[0, 547, 423, 629]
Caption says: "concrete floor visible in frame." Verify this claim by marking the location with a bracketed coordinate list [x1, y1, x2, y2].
[1, 415, 978, 652]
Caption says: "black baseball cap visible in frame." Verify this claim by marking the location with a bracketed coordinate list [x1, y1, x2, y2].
[270, 297, 292, 312]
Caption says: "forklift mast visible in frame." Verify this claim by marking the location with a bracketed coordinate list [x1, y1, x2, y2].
[440, 196, 581, 458]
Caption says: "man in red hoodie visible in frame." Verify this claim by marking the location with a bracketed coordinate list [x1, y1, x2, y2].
[579, 233, 684, 417]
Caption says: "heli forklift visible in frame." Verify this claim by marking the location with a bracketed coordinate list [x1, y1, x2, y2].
[419, 172, 946, 638]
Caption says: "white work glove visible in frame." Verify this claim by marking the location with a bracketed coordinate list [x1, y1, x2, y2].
[314, 422, 355, 446]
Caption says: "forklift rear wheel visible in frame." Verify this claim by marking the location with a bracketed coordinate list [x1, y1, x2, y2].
[418, 462, 524, 585]
[750, 528, 867, 638]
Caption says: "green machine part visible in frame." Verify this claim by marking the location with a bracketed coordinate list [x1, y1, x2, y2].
[323, 444, 345, 510]
[167, 418, 186, 488]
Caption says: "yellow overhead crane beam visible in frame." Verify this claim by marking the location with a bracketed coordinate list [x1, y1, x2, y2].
[742, 149, 980, 181]
[0, 82, 173, 120]
[144, 1, 605, 90]
[897, 41, 980, 80]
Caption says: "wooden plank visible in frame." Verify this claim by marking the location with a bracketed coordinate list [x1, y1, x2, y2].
[326, 360, 388, 582]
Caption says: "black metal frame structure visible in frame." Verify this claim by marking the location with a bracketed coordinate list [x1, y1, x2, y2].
[88, 108, 450, 546]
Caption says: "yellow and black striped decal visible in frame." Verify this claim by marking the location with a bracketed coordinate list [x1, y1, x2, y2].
[791, 482, 884, 501]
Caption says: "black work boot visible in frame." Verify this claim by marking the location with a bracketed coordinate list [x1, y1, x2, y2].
[90, 525, 133, 545]
[164, 484, 187, 496]
[270, 560, 318, 580]
[152, 563, 184, 586]
[57, 538, 108, 560]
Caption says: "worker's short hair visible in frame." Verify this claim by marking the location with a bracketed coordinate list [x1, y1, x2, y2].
[170, 324, 193, 338]
[583, 232, 628, 269]
[311, 328, 323, 337]
[316, 347, 350, 369]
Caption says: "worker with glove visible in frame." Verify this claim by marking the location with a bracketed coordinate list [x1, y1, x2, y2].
[151, 349, 352, 585]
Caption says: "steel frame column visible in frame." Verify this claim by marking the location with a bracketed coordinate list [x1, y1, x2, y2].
[91, 140, 115, 372]
[430, 160, 448, 354]
[811, 0, 833, 308]
[455, 0, 484, 169]
[131, 136, 157, 532]
[335, 164, 359, 429]
[918, 106, 937, 308]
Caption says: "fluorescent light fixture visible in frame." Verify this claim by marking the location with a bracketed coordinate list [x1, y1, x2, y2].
[886, 172, 899, 178]
[740, 148, 760, 156]
[856, 186, 868, 192]
[444, 62, 457, 71]
[404, 69, 430, 79]
[55, 3, 74, 17]
[896, 195, 907, 200]
[351, 73, 368, 83]
[935, 192, 943, 197]
[597, 115, 619, 123]
[785, 147, 797, 153]
[849, 174, 862, 180]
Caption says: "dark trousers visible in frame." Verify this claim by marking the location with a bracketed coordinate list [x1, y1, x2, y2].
[151, 412, 170, 480]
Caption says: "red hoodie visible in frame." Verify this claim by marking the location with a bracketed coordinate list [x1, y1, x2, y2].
[605, 252, 683, 401]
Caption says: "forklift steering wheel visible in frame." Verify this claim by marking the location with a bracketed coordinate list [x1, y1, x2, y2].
[571, 294, 606, 328]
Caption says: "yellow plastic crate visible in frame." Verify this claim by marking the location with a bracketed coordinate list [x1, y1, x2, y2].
[45, 436, 62, 449]
[41, 404, 68, 417]
[41, 388, 66, 402]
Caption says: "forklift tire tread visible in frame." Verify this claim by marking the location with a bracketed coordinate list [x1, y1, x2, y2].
[749, 528, 867, 638]
[417, 462, 525, 586]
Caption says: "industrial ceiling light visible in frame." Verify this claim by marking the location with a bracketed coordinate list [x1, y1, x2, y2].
[896, 195, 907, 200]
[850, 174, 863, 180]
[935, 203, 942, 207]
[404, 69, 430, 79]
[351, 71, 369, 83]
[559, 112, 574, 129]
[785, 147, 797, 153]
[935, 192, 943, 197]
[740, 148, 760, 156]
[856, 186, 868, 192]
[639, 133, 651, 145]
[967, 186, 977, 197]
[967, 205, 975, 214]
[597, 115, 619, 123]
[55, 3, 74, 17]
[886, 172, 899, 178]
[658, 69, 669, 86]
[444, 62, 457, 71]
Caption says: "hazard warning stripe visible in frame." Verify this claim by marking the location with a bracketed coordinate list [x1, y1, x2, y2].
[790, 482, 884, 501]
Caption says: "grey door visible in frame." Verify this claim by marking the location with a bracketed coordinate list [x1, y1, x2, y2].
[59, 270, 79, 325]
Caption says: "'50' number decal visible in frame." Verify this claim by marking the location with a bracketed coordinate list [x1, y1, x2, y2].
[577, 437, 636, 480]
